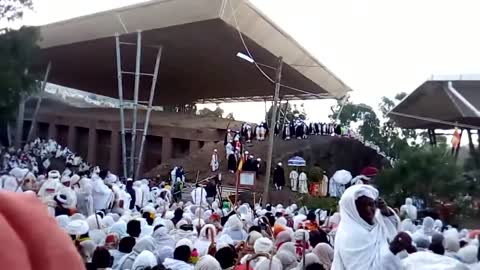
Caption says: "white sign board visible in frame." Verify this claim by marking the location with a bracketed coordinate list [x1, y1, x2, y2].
[239, 172, 255, 186]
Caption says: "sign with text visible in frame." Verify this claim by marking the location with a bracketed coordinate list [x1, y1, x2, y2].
[239, 171, 255, 186]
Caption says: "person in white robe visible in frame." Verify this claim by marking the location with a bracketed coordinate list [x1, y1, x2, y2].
[74, 177, 94, 216]
[191, 185, 207, 206]
[332, 185, 413, 270]
[210, 149, 219, 172]
[58, 174, 77, 209]
[289, 170, 299, 192]
[194, 224, 217, 256]
[319, 172, 329, 197]
[171, 167, 178, 186]
[38, 170, 62, 202]
[140, 179, 150, 208]
[91, 174, 113, 211]
[298, 171, 308, 194]
[225, 141, 234, 160]
[133, 181, 144, 210]
[400, 198, 418, 221]
[7, 167, 28, 192]
[255, 125, 261, 141]
[259, 122, 266, 141]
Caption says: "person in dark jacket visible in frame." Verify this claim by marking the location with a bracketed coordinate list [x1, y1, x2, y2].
[205, 180, 217, 204]
[273, 162, 285, 190]
[125, 180, 136, 210]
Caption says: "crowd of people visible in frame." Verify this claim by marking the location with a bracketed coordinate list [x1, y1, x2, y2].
[1, 138, 480, 270]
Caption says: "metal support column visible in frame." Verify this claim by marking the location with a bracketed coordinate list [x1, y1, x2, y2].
[135, 46, 163, 178]
[27, 62, 51, 142]
[115, 33, 128, 179]
[263, 56, 283, 203]
[129, 30, 142, 178]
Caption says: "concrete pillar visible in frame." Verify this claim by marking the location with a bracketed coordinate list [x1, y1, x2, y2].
[67, 125, 77, 152]
[189, 140, 201, 154]
[110, 130, 120, 173]
[87, 126, 97, 164]
[161, 137, 173, 162]
[48, 123, 57, 140]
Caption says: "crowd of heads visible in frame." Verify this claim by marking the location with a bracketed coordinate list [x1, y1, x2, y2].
[1, 138, 480, 270]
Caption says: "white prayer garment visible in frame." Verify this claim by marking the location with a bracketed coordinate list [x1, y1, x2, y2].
[332, 185, 400, 270]
[289, 170, 299, 191]
[191, 186, 207, 206]
[298, 172, 308, 194]
[210, 150, 219, 172]
[400, 198, 418, 221]
[91, 175, 113, 211]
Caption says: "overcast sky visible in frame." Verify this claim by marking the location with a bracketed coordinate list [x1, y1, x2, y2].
[16, 0, 480, 123]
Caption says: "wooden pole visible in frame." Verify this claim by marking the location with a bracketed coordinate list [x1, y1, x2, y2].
[455, 129, 464, 159]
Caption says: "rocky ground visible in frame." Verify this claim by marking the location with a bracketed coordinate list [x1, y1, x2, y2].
[146, 135, 388, 204]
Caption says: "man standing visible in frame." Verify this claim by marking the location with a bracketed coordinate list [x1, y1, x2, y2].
[273, 162, 285, 190]
[289, 170, 299, 192]
[205, 179, 217, 205]
[210, 149, 219, 172]
[298, 171, 308, 194]
[224, 129, 233, 146]
[191, 184, 207, 206]
[225, 141, 234, 159]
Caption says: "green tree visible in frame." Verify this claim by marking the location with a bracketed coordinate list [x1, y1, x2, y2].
[375, 145, 466, 206]
[0, 26, 41, 120]
[0, 0, 33, 22]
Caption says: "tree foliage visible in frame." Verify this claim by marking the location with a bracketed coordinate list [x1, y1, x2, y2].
[330, 92, 417, 159]
[0, 0, 32, 23]
[375, 145, 467, 207]
[0, 26, 41, 120]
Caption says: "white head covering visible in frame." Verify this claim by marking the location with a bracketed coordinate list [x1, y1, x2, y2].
[422, 217, 435, 236]
[457, 245, 479, 264]
[401, 219, 416, 233]
[276, 250, 298, 270]
[299, 253, 321, 269]
[66, 220, 89, 235]
[132, 250, 158, 270]
[254, 237, 273, 254]
[195, 255, 222, 270]
[86, 214, 103, 230]
[332, 185, 399, 270]
[254, 257, 282, 270]
[56, 215, 70, 230]
[176, 238, 194, 250]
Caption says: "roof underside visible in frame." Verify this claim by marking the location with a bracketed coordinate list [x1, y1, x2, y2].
[389, 79, 480, 129]
[33, 0, 350, 105]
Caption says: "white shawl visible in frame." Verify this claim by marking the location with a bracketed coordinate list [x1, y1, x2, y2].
[332, 185, 399, 270]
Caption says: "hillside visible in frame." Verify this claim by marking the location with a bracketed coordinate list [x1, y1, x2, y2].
[145, 135, 388, 203]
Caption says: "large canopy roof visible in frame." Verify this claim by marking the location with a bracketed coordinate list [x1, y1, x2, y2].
[34, 0, 350, 105]
[389, 75, 480, 129]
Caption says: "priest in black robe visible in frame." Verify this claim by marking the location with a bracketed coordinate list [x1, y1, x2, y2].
[273, 162, 285, 190]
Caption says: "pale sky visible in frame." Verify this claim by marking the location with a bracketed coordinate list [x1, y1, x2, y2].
[15, 0, 480, 123]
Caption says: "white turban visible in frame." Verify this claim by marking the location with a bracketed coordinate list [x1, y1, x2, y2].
[254, 237, 273, 254]
[195, 255, 222, 270]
